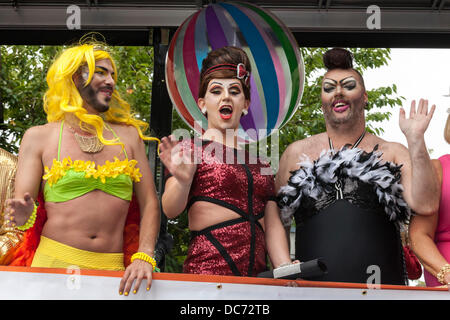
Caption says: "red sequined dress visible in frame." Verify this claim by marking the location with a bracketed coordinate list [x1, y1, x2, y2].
[167, 139, 276, 276]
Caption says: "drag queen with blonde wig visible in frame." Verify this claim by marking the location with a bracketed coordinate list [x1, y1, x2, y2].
[44, 42, 154, 149]
[4, 39, 161, 296]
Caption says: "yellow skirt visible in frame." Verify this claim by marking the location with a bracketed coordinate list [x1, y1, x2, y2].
[31, 236, 125, 271]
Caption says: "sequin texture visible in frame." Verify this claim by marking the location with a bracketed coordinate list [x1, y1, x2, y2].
[183, 222, 266, 276]
[179, 139, 274, 276]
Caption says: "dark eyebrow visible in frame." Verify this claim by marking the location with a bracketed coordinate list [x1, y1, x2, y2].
[339, 76, 356, 84]
[96, 66, 115, 75]
[323, 78, 337, 84]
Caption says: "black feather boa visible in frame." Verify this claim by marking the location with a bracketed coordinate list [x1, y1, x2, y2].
[277, 145, 411, 227]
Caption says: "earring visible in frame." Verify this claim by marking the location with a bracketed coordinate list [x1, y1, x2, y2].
[242, 109, 248, 116]
[201, 107, 207, 115]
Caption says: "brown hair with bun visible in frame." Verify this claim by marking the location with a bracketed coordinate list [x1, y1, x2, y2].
[198, 46, 251, 100]
[323, 48, 365, 88]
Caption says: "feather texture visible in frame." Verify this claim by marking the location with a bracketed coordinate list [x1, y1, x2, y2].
[277, 145, 411, 227]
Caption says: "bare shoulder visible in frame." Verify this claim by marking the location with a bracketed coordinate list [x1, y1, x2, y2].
[277, 133, 326, 185]
[283, 139, 307, 157]
[378, 139, 407, 153]
[17, 123, 61, 164]
[282, 133, 326, 163]
[23, 122, 55, 138]
[108, 123, 141, 144]
[370, 135, 408, 164]
[21, 122, 58, 149]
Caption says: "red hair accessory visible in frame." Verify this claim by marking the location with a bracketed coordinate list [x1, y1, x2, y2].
[204, 63, 250, 86]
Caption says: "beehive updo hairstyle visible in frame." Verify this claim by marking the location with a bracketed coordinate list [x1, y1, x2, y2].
[322, 48, 365, 89]
[198, 46, 251, 100]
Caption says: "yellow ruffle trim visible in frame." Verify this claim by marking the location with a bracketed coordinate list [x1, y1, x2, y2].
[43, 156, 142, 186]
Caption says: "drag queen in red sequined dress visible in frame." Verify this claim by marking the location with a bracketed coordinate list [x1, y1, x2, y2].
[159, 47, 293, 276]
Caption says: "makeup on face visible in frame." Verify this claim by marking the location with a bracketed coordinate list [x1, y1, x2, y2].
[76, 60, 115, 114]
[199, 77, 249, 135]
[322, 76, 357, 93]
[320, 69, 367, 127]
[207, 80, 244, 121]
[322, 75, 364, 111]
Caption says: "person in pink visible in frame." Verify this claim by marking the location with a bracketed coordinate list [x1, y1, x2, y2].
[409, 109, 450, 286]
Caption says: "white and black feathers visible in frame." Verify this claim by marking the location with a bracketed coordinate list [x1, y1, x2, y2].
[277, 145, 411, 227]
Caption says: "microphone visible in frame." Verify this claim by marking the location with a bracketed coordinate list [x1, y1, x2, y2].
[154, 232, 174, 268]
[257, 258, 328, 280]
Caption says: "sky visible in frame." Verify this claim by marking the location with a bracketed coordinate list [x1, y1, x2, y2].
[363, 48, 450, 159]
[363, 48, 450, 285]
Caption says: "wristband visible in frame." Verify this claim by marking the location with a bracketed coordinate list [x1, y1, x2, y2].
[16, 203, 37, 231]
[437, 263, 450, 285]
[131, 252, 160, 272]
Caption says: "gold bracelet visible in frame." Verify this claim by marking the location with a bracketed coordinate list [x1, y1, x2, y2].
[16, 203, 37, 231]
[437, 263, 450, 285]
[131, 252, 157, 271]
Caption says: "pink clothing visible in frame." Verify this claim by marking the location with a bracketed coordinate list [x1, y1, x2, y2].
[424, 154, 450, 286]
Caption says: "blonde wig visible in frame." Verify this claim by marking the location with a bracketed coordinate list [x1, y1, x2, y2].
[43, 41, 158, 148]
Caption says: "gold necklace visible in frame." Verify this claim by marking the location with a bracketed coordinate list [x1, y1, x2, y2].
[69, 126, 104, 153]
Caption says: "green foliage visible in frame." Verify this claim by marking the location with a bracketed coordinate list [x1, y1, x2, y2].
[0, 45, 154, 154]
[110, 46, 154, 124]
[165, 210, 190, 273]
[0, 45, 403, 273]
[0, 46, 59, 153]
[164, 47, 404, 272]
[278, 47, 404, 154]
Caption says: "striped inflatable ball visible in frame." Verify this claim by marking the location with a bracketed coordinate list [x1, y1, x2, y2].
[165, 2, 304, 142]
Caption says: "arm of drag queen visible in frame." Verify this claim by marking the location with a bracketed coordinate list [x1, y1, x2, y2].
[264, 201, 294, 269]
[397, 99, 440, 215]
[409, 160, 450, 286]
[119, 132, 161, 295]
[159, 135, 197, 219]
[5, 126, 45, 227]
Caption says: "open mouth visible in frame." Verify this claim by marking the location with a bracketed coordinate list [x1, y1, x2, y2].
[99, 88, 113, 98]
[219, 105, 233, 120]
[332, 100, 350, 113]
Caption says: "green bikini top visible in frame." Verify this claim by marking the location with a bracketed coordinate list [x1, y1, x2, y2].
[43, 121, 142, 203]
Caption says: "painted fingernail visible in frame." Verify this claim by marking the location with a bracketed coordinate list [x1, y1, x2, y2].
[124, 292, 128, 296]
[119, 291, 123, 295]
[133, 290, 137, 294]
[146, 287, 150, 291]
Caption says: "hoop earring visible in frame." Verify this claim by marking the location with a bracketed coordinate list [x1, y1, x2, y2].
[242, 109, 248, 116]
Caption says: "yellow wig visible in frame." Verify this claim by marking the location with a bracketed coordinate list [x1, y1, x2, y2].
[43, 42, 158, 148]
